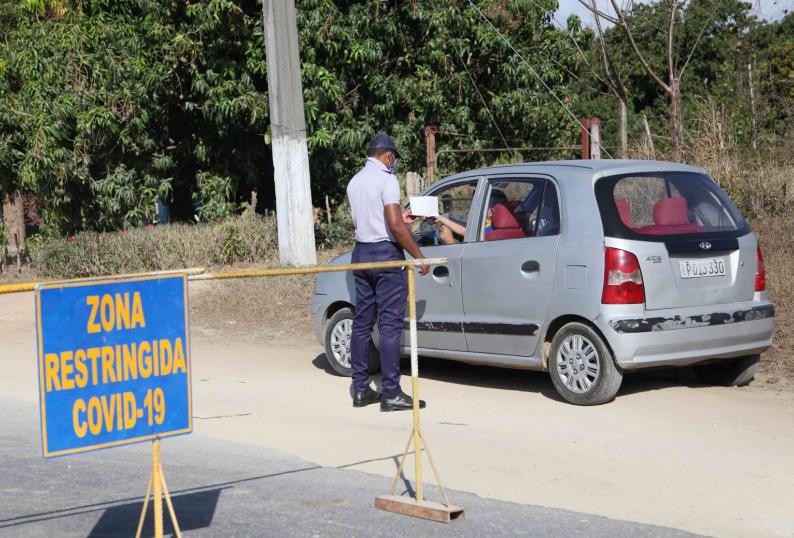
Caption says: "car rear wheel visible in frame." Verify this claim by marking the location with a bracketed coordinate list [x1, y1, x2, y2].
[324, 307, 380, 377]
[693, 355, 760, 387]
[548, 322, 623, 405]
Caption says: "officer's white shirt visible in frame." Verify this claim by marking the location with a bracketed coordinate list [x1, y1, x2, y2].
[346, 157, 401, 243]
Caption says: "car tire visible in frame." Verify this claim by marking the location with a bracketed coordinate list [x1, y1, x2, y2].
[693, 355, 760, 387]
[324, 307, 380, 377]
[548, 322, 623, 405]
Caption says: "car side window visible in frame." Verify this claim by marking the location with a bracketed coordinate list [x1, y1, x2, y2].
[412, 180, 478, 246]
[480, 179, 560, 241]
[536, 181, 561, 237]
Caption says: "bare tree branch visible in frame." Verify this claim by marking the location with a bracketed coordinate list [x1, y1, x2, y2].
[591, 0, 626, 98]
[679, 9, 716, 76]
[608, 0, 672, 94]
[576, 0, 620, 24]
[526, 0, 614, 90]
[667, 0, 678, 79]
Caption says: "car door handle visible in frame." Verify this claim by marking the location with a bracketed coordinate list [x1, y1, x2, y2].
[520, 260, 540, 279]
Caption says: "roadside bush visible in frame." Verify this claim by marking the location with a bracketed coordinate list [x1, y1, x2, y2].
[193, 172, 238, 223]
[314, 199, 355, 249]
[684, 101, 793, 218]
[752, 216, 794, 377]
[28, 214, 278, 279]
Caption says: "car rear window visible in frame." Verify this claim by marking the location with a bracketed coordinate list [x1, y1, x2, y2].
[595, 172, 749, 241]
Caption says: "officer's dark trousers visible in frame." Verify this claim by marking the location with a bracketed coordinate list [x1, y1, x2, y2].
[350, 241, 407, 398]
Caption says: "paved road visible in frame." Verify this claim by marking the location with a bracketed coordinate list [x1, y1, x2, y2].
[0, 399, 697, 537]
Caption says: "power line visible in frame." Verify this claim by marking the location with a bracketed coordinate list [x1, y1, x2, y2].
[464, 0, 615, 158]
[452, 44, 518, 159]
[526, 0, 616, 92]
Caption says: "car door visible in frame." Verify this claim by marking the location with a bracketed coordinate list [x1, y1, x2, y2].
[402, 178, 481, 352]
[461, 177, 561, 357]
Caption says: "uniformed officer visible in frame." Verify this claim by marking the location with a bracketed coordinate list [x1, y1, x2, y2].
[346, 132, 429, 411]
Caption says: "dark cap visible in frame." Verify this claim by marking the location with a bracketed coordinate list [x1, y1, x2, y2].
[367, 132, 400, 157]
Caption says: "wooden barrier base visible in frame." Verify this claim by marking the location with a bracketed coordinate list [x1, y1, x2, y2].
[375, 495, 464, 523]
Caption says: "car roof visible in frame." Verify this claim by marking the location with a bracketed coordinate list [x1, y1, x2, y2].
[435, 160, 708, 186]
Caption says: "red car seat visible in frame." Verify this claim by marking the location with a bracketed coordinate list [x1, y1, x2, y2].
[635, 197, 703, 235]
[615, 199, 633, 228]
[485, 204, 527, 241]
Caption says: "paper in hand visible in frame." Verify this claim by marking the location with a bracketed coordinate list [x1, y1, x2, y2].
[408, 196, 439, 218]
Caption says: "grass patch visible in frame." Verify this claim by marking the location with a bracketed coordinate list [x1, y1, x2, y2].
[27, 214, 280, 279]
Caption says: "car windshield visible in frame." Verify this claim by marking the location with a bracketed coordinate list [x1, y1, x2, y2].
[596, 172, 748, 240]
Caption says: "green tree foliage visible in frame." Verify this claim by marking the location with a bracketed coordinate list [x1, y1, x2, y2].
[1, 0, 585, 237]
[1, 0, 789, 239]
[748, 13, 794, 140]
[571, 2, 792, 156]
[0, 0, 269, 236]
[298, 0, 583, 191]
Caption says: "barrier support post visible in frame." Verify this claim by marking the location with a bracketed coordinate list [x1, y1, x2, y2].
[374, 264, 464, 523]
[136, 438, 183, 538]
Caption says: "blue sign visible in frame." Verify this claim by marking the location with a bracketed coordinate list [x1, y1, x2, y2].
[35, 273, 192, 458]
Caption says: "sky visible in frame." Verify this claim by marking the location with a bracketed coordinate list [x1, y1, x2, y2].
[555, 0, 791, 25]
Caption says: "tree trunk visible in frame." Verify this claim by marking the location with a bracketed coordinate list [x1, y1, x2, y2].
[642, 114, 656, 159]
[2, 192, 25, 255]
[669, 77, 685, 161]
[618, 97, 628, 159]
[748, 62, 758, 151]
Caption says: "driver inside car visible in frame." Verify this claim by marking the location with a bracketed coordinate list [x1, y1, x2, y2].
[425, 189, 508, 244]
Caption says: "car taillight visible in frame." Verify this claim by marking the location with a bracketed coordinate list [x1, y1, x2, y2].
[602, 247, 645, 304]
[755, 246, 766, 292]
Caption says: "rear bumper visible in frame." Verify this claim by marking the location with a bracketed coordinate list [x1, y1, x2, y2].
[600, 301, 775, 369]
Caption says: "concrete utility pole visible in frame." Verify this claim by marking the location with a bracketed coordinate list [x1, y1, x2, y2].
[262, 0, 317, 266]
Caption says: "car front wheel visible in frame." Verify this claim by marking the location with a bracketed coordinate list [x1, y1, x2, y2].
[324, 307, 380, 377]
[548, 322, 623, 405]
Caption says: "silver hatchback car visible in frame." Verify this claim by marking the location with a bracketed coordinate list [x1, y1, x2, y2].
[311, 160, 775, 405]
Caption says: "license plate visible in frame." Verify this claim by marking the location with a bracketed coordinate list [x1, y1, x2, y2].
[679, 258, 727, 279]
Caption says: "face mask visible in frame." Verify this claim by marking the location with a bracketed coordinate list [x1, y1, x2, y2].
[387, 157, 398, 174]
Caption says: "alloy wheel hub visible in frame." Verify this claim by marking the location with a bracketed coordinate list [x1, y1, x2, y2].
[330, 318, 353, 368]
[557, 334, 600, 394]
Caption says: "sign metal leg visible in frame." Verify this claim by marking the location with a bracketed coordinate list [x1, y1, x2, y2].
[135, 474, 153, 538]
[136, 438, 183, 538]
[153, 439, 163, 538]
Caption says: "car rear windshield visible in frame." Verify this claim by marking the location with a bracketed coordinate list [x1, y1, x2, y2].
[595, 171, 749, 241]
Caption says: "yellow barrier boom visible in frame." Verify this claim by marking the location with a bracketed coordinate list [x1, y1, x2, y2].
[0, 258, 449, 295]
[190, 257, 448, 281]
[0, 267, 207, 295]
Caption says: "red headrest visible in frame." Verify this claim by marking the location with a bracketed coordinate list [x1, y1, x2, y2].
[615, 199, 633, 228]
[653, 197, 689, 226]
[490, 204, 520, 229]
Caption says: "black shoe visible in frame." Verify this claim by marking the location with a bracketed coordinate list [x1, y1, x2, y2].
[380, 391, 426, 412]
[352, 387, 381, 408]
